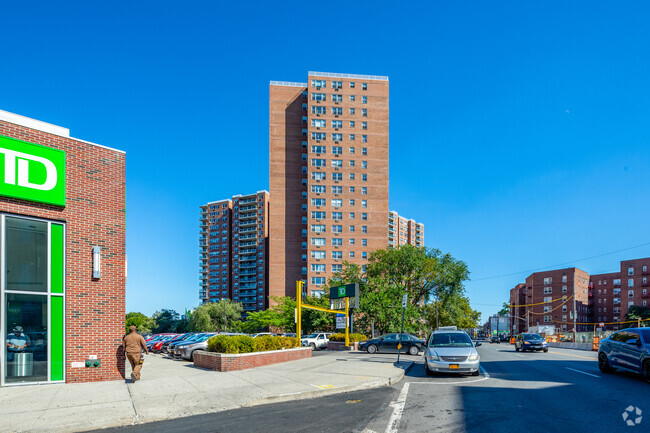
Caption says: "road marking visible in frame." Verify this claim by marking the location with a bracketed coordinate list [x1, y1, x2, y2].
[548, 351, 596, 360]
[513, 353, 524, 358]
[565, 367, 600, 378]
[310, 384, 336, 389]
[385, 382, 409, 433]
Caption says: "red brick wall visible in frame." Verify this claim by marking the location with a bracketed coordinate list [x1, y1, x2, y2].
[194, 347, 312, 372]
[0, 120, 126, 383]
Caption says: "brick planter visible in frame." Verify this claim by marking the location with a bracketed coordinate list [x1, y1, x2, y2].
[327, 341, 359, 351]
[193, 347, 312, 372]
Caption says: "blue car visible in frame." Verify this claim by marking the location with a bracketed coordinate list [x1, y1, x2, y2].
[598, 327, 650, 383]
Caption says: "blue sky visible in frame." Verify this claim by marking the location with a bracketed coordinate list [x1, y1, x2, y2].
[1, 2, 649, 323]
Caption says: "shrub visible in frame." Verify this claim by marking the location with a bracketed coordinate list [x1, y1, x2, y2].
[207, 335, 300, 353]
[329, 333, 367, 343]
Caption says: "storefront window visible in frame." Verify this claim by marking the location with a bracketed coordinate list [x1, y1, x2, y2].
[5, 294, 47, 384]
[5, 218, 47, 292]
[2, 215, 65, 385]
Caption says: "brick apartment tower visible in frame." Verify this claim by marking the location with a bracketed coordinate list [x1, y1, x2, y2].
[200, 191, 269, 312]
[388, 210, 425, 248]
[270, 72, 389, 297]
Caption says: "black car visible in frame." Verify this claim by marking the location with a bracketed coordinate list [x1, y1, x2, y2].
[358, 333, 425, 355]
[598, 328, 650, 383]
[490, 336, 500, 344]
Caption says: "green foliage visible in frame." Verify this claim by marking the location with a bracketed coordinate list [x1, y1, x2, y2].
[625, 306, 650, 327]
[207, 335, 300, 354]
[329, 333, 367, 342]
[242, 296, 334, 334]
[125, 312, 154, 334]
[188, 300, 244, 332]
[150, 309, 180, 333]
[497, 302, 510, 317]
[327, 245, 473, 336]
[422, 294, 481, 332]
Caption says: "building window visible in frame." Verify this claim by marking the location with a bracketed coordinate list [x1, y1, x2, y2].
[362, 122, 367, 130]
[332, 251, 342, 259]
[331, 94, 342, 103]
[332, 199, 342, 207]
[350, 82, 355, 88]
[349, 108, 355, 115]
[543, 296, 552, 303]
[332, 238, 342, 246]
[349, 225, 355, 232]
[562, 285, 567, 292]
[362, 135, 368, 143]
[311, 93, 326, 101]
[311, 211, 326, 219]
[349, 95, 355, 102]
[349, 173, 355, 180]
[332, 212, 342, 220]
[332, 160, 343, 168]
[311, 264, 326, 272]
[349, 199, 355, 206]
[332, 81, 342, 89]
[311, 119, 326, 128]
[362, 226, 368, 233]
[311, 277, 326, 285]
[362, 147, 367, 156]
[362, 213, 368, 221]
[332, 120, 342, 129]
[544, 277, 552, 285]
[332, 107, 343, 116]
[349, 251, 355, 258]
[562, 275, 567, 283]
[311, 224, 326, 233]
[362, 200, 367, 208]
[349, 186, 355, 193]
[311, 185, 326, 193]
[349, 212, 355, 219]
[312, 172, 326, 180]
[332, 173, 342, 181]
[362, 83, 367, 90]
[332, 146, 343, 155]
[362, 161, 367, 169]
[312, 106, 326, 115]
[544, 287, 552, 294]
[362, 109, 367, 117]
[332, 225, 343, 233]
[628, 266, 634, 276]
[362, 174, 367, 182]
[311, 238, 326, 246]
[311, 250, 325, 259]
[629, 279, 634, 287]
[311, 79, 326, 88]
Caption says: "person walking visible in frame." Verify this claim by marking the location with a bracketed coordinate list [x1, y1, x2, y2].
[122, 325, 148, 382]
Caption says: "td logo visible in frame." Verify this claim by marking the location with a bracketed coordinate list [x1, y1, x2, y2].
[0, 136, 65, 206]
[338, 287, 346, 297]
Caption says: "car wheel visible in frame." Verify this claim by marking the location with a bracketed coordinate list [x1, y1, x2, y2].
[515, 345, 519, 352]
[642, 360, 650, 384]
[367, 344, 378, 354]
[598, 353, 614, 374]
[408, 345, 419, 356]
[425, 361, 434, 376]
[309, 343, 316, 351]
[471, 369, 480, 376]
[543, 348, 548, 353]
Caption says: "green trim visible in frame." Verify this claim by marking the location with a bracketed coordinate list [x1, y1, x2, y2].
[50, 224, 64, 294]
[50, 296, 64, 381]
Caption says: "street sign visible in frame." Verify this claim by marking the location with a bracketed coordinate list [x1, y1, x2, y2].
[336, 314, 346, 329]
[599, 322, 605, 328]
[402, 294, 408, 308]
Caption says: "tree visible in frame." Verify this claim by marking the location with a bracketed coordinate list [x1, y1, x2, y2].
[422, 294, 481, 332]
[625, 306, 650, 327]
[497, 302, 510, 317]
[125, 312, 154, 334]
[242, 295, 334, 334]
[187, 300, 243, 332]
[150, 309, 180, 333]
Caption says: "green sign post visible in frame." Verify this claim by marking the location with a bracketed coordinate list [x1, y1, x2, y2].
[0, 135, 66, 206]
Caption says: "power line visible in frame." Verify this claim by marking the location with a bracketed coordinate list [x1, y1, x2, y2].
[472, 241, 650, 282]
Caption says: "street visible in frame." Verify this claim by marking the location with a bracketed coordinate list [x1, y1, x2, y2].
[92, 343, 648, 433]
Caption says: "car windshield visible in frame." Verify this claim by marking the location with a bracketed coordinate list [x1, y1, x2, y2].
[303, 334, 318, 339]
[523, 334, 543, 341]
[430, 333, 473, 347]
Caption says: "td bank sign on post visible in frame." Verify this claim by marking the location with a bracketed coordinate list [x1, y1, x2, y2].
[0, 135, 65, 206]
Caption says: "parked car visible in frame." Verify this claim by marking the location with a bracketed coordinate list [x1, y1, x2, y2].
[425, 327, 481, 376]
[515, 333, 548, 352]
[162, 333, 195, 353]
[598, 327, 650, 383]
[280, 333, 297, 338]
[301, 332, 332, 350]
[170, 333, 209, 356]
[175, 333, 218, 361]
[148, 335, 176, 353]
[358, 333, 425, 355]
[490, 336, 500, 344]
[251, 332, 277, 338]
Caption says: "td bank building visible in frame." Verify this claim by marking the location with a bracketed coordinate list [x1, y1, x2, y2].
[269, 72, 389, 299]
[0, 109, 126, 386]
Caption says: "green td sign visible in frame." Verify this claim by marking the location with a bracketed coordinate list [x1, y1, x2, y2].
[330, 283, 359, 299]
[0, 135, 66, 206]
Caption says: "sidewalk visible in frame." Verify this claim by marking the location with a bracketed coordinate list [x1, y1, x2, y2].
[0, 351, 416, 433]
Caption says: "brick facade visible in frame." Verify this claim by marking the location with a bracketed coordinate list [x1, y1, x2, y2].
[0, 116, 126, 383]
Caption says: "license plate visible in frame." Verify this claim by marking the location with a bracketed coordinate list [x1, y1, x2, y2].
[449, 364, 459, 369]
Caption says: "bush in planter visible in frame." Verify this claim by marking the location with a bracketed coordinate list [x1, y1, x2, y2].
[329, 333, 367, 343]
[208, 335, 300, 353]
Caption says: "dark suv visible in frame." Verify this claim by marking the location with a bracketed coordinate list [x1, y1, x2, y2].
[598, 328, 650, 383]
[515, 333, 548, 352]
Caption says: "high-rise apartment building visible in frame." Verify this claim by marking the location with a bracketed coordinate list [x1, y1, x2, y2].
[388, 210, 425, 248]
[200, 191, 269, 312]
[270, 72, 390, 297]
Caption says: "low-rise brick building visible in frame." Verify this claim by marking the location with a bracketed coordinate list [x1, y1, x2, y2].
[0, 109, 126, 386]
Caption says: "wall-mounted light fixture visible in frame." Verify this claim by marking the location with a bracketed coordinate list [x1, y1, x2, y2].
[92, 246, 101, 279]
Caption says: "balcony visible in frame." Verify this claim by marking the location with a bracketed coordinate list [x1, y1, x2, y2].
[239, 227, 257, 234]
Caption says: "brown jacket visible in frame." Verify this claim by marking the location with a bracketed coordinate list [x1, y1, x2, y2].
[122, 332, 148, 354]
